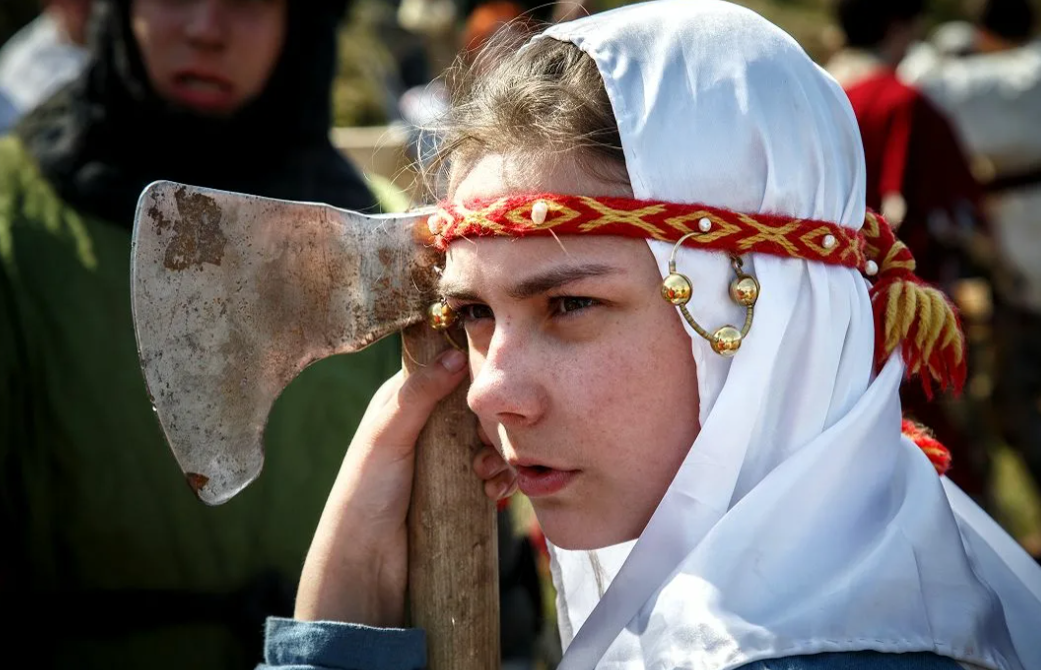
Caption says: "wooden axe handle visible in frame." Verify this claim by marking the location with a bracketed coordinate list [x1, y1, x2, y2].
[403, 324, 500, 670]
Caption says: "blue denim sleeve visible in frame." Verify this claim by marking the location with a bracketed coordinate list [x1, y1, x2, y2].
[737, 651, 964, 669]
[259, 617, 427, 670]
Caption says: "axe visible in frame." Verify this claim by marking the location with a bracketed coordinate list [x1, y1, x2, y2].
[131, 181, 499, 669]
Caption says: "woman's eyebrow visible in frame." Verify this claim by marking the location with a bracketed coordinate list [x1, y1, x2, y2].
[506, 263, 618, 299]
[438, 263, 619, 301]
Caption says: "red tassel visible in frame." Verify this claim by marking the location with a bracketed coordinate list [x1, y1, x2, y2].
[863, 211, 967, 399]
[901, 418, 952, 475]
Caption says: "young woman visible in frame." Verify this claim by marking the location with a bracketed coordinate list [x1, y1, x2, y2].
[263, 1, 1041, 668]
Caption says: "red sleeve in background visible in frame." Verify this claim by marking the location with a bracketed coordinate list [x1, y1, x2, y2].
[845, 70, 988, 283]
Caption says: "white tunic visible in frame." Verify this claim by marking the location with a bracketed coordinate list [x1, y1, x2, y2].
[901, 41, 1041, 312]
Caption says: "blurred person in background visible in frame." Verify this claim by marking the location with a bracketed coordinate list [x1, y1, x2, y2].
[0, 0, 92, 133]
[0, 1, 401, 668]
[901, 20, 979, 68]
[826, 0, 997, 503]
[901, 0, 1041, 508]
[398, 0, 536, 190]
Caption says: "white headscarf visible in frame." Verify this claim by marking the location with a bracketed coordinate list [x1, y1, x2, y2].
[534, 2, 1041, 669]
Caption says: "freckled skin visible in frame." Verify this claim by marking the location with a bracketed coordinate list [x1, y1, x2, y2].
[444, 153, 701, 549]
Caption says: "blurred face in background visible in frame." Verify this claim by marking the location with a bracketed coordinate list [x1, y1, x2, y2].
[131, 0, 287, 116]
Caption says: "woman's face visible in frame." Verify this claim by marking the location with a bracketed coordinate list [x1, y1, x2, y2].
[131, 0, 287, 116]
[443, 153, 701, 549]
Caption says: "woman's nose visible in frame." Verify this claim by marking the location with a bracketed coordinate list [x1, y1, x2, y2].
[184, 0, 228, 49]
[466, 328, 545, 428]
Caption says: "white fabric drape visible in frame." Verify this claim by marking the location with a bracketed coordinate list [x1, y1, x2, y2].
[536, 2, 1041, 668]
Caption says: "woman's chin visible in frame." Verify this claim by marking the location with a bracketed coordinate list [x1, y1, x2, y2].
[535, 508, 640, 551]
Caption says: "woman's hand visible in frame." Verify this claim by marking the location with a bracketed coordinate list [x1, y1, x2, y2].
[472, 424, 518, 502]
[294, 349, 469, 627]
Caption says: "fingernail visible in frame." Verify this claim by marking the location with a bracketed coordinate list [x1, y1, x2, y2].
[441, 349, 467, 372]
[496, 481, 511, 499]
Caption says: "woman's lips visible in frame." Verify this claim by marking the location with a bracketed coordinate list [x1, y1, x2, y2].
[514, 465, 578, 498]
[168, 72, 236, 113]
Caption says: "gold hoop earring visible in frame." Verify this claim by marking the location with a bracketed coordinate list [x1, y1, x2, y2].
[428, 300, 466, 352]
[661, 232, 759, 357]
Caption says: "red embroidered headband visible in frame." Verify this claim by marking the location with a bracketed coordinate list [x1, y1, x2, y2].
[429, 191, 963, 387]
[427, 194, 965, 472]
[431, 194, 867, 270]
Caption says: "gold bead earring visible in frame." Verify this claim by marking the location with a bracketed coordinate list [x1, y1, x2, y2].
[428, 299, 466, 352]
[661, 231, 759, 357]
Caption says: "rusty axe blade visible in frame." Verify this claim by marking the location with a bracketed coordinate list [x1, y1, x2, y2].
[131, 181, 437, 505]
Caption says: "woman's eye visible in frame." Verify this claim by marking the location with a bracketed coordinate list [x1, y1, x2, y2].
[457, 303, 494, 322]
[551, 296, 598, 316]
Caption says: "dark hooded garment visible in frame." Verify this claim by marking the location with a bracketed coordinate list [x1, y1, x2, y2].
[16, 0, 376, 226]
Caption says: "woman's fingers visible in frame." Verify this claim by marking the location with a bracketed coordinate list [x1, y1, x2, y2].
[472, 445, 509, 480]
[484, 470, 518, 501]
[473, 445, 516, 500]
[360, 349, 469, 453]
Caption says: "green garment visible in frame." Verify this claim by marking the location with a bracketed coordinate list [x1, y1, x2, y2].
[0, 136, 401, 668]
